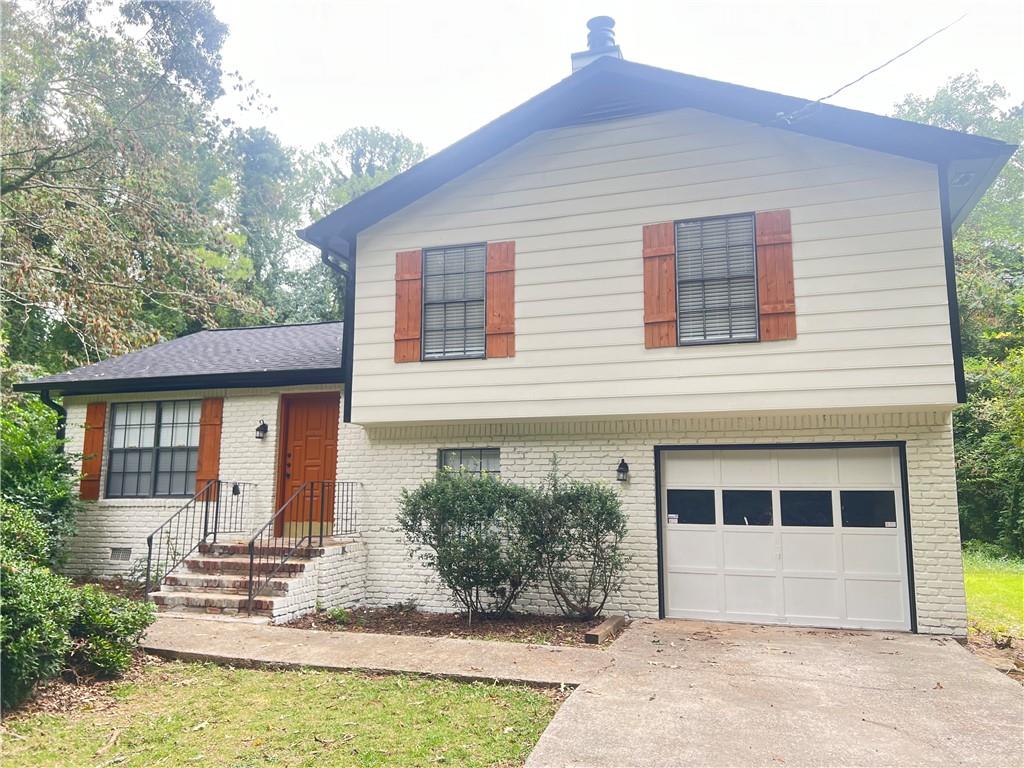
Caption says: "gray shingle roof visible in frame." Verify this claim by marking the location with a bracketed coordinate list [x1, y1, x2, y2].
[15, 322, 343, 395]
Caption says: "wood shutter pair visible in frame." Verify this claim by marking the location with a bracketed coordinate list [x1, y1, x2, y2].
[394, 242, 515, 362]
[642, 210, 796, 348]
[79, 397, 224, 500]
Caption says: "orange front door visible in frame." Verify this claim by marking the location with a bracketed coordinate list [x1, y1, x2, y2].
[276, 392, 340, 536]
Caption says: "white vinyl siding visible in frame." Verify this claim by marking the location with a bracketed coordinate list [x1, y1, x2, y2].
[676, 213, 757, 344]
[352, 108, 954, 423]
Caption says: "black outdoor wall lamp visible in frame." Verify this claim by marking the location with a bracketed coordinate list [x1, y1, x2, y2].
[255, 419, 269, 440]
[616, 458, 630, 482]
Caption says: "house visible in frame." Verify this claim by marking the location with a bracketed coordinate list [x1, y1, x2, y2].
[17, 18, 1015, 633]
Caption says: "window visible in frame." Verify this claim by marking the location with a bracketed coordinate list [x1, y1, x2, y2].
[723, 490, 772, 526]
[423, 244, 486, 359]
[438, 448, 500, 475]
[840, 490, 898, 528]
[676, 213, 758, 344]
[106, 400, 200, 498]
[667, 489, 715, 524]
[781, 490, 833, 527]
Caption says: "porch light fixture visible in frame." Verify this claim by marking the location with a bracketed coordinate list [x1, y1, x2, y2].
[255, 419, 269, 440]
[616, 458, 630, 482]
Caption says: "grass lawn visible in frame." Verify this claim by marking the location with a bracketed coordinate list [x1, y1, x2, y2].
[963, 547, 1024, 638]
[2, 660, 560, 767]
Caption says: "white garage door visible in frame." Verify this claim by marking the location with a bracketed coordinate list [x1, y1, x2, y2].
[661, 446, 912, 631]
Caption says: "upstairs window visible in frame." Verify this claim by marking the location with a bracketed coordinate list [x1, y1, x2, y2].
[676, 213, 758, 344]
[423, 244, 486, 359]
[106, 400, 200, 498]
[438, 448, 500, 476]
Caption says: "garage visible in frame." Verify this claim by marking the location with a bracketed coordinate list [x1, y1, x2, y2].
[659, 445, 913, 631]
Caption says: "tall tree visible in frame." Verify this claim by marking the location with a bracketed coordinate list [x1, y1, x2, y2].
[1, 0, 265, 367]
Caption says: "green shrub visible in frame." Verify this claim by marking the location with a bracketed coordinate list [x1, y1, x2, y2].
[0, 559, 78, 709]
[398, 469, 542, 619]
[0, 500, 51, 564]
[326, 606, 351, 624]
[69, 585, 155, 676]
[526, 462, 631, 619]
[0, 387, 81, 565]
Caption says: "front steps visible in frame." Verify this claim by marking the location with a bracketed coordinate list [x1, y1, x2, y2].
[149, 540, 340, 619]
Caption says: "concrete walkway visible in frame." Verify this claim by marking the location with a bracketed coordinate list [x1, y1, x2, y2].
[142, 614, 610, 687]
[527, 619, 1024, 768]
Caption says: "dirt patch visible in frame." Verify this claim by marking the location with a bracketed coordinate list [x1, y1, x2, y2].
[1, 652, 160, 721]
[286, 606, 619, 647]
[72, 575, 146, 601]
[967, 627, 1024, 685]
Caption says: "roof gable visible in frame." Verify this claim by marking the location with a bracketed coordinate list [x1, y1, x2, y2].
[300, 56, 1015, 253]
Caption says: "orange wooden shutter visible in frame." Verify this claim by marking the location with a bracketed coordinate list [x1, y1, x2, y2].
[80, 402, 107, 501]
[755, 210, 797, 341]
[394, 249, 423, 363]
[643, 222, 677, 348]
[195, 397, 224, 496]
[486, 241, 515, 358]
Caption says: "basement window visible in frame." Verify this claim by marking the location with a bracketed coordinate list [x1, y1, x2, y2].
[438, 448, 500, 476]
[110, 547, 132, 562]
[676, 213, 758, 344]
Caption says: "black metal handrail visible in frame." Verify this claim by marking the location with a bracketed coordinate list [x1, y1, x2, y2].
[247, 480, 357, 612]
[145, 480, 254, 595]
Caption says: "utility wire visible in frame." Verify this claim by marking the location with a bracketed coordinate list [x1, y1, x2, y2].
[773, 12, 968, 126]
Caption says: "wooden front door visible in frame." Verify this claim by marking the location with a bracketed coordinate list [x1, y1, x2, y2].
[276, 392, 340, 536]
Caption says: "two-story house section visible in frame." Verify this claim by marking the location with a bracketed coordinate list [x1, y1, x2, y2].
[20, 19, 1013, 632]
[299, 19, 1013, 634]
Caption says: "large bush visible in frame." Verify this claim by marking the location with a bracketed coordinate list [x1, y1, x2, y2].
[526, 464, 630, 619]
[0, 559, 78, 709]
[398, 470, 541, 619]
[1, 385, 80, 565]
[0, 500, 51, 564]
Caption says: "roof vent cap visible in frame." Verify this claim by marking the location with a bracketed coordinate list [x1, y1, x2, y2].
[571, 16, 623, 72]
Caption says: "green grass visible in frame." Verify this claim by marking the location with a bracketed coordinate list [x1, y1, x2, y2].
[963, 546, 1024, 638]
[2, 662, 560, 767]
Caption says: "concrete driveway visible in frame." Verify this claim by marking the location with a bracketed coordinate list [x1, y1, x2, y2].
[528, 620, 1023, 767]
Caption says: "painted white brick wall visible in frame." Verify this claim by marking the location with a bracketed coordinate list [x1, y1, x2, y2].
[270, 539, 367, 624]
[62, 385, 340, 578]
[335, 409, 967, 635]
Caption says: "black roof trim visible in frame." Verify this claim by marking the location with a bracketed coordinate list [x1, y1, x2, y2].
[14, 369, 344, 396]
[299, 56, 1015, 250]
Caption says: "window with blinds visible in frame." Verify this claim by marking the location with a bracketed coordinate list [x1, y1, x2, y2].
[438, 448, 500, 475]
[422, 244, 487, 359]
[106, 400, 200, 497]
[676, 214, 758, 344]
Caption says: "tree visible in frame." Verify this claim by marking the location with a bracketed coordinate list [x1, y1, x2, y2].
[895, 74, 1024, 553]
[1, 0, 266, 367]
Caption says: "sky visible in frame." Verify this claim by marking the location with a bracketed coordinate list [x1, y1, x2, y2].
[212, 0, 1023, 155]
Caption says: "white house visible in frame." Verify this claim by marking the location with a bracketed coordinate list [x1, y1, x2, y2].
[18, 19, 1015, 633]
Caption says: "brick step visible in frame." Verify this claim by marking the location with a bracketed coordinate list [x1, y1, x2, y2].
[151, 590, 275, 616]
[183, 555, 309, 576]
[198, 542, 327, 558]
[160, 573, 293, 596]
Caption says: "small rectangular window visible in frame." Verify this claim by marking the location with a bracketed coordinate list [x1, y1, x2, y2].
[723, 490, 772, 526]
[110, 547, 132, 562]
[438, 448, 500, 476]
[667, 489, 715, 524]
[107, 400, 200, 498]
[423, 244, 486, 359]
[676, 213, 758, 344]
[840, 490, 898, 528]
[781, 490, 833, 527]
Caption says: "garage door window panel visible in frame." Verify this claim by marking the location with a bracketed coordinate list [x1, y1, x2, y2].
[723, 490, 772, 526]
[780, 490, 834, 527]
[667, 489, 715, 524]
[840, 490, 897, 528]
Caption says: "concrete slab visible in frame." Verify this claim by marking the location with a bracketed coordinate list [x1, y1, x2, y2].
[528, 619, 1024, 768]
[142, 615, 610, 687]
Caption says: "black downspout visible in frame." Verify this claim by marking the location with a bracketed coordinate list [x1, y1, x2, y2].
[40, 388, 67, 453]
[322, 243, 357, 424]
[937, 163, 967, 404]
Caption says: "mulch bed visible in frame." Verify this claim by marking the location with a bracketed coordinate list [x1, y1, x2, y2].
[966, 628, 1024, 685]
[72, 575, 146, 601]
[1, 651, 160, 722]
[286, 606, 615, 647]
